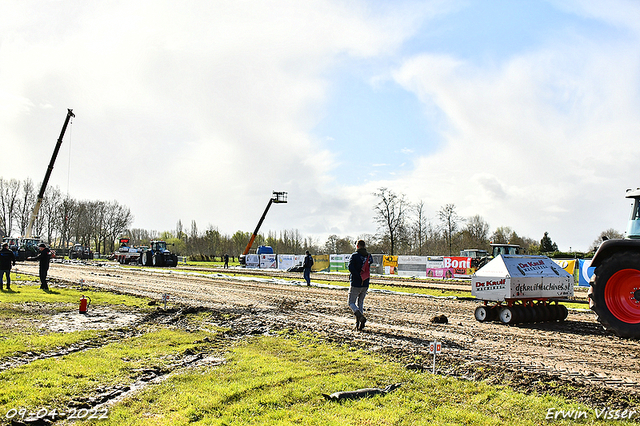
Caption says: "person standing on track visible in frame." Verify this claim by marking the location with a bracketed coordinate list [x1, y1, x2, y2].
[348, 239, 373, 331]
[0, 243, 16, 291]
[27, 243, 52, 291]
[302, 250, 314, 286]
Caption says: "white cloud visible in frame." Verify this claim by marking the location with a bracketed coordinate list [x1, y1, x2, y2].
[0, 0, 432, 242]
[4, 0, 640, 253]
[389, 21, 640, 250]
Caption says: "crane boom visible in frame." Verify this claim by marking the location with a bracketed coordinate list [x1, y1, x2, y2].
[25, 108, 75, 238]
[239, 191, 287, 263]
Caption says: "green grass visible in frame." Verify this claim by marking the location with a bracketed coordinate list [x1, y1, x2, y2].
[0, 287, 632, 426]
[0, 284, 157, 360]
[0, 328, 222, 416]
[95, 332, 629, 425]
[0, 281, 155, 309]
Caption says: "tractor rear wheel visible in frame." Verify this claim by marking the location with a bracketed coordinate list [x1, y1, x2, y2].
[590, 251, 640, 338]
[152, 254, 164, 267]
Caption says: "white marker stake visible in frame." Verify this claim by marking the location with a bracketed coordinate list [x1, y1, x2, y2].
[162, 293, 169, 309]
[429, 340, 442, 374]
[79, 279, 85, 290]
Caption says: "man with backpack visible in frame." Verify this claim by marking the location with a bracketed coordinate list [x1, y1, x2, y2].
[348, 239, 373, 331]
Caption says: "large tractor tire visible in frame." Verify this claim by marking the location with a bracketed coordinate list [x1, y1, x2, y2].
[590, 251, 640, 338]
[165, 254, 178, 267]
[141, 252, 152, 266]
[152, 254, 164, 267]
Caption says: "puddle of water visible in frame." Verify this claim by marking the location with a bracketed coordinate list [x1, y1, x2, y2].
[46, 307, 141, 332]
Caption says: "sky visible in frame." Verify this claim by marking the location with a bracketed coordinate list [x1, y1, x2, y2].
[2, 0, 640, 252]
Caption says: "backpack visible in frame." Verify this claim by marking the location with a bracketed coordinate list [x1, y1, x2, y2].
[360, 254, 372, 282]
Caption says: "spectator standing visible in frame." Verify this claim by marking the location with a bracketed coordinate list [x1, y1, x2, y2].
[0, 243, 16, 290]
[224, 253, 229, 268]
[28, 243, 52, 291]
[302, 250, 314, 286]
[348, 240, 373, 331]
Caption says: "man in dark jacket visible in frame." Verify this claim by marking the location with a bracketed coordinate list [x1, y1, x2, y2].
[28, 243, 52, 290]
[0, 243, 16, 290]
[302, 250, 314, 286]
[348, 239, 373, 331]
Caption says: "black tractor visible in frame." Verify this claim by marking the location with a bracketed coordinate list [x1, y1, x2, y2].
[139, 240, 178, 267]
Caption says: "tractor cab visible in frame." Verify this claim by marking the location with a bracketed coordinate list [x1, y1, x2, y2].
[624, 188, 640, 238]
[490, 243, 522, 257]
[150, 240, 168, 252]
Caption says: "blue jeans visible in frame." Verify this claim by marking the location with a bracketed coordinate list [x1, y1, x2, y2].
[303, 268, 311, 285]
[348, 286, 368, 314]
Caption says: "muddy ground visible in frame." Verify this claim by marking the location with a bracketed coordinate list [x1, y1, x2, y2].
[10, 261, 640, 413]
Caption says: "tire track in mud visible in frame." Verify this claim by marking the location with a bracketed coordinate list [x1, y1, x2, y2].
[13, 262, 640, 409]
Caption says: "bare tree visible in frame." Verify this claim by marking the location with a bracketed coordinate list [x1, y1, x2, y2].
[460, 215, 490, 250]
[373, 187, 408, 255]
[412, 200, 430, 255]
[104, 201, 133, 253]
[40, 186, 63, 244]
[438, 204, 464, 256]
[0, 178, 21, 236]
[590, 228, 624, 252]
[16, 179, 36, 236]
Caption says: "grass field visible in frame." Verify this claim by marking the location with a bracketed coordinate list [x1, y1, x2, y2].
[0, 282, 633, 425]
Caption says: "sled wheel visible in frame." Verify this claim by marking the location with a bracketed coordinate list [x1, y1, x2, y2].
[475, 306, 490, 322]
[529, 305, 540, 323]
[539, 305, 552, 322]
[499, 307, 516, 324]
[521, 305, 534, 323]
[591, 252, 640, 338]
[558, 304, 568, 322]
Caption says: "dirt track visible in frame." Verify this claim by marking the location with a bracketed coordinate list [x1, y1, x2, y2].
[14, 261, 640, 409]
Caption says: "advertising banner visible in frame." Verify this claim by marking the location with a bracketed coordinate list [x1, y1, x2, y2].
[578, 259, 595, 287]
[444, 256, 473, 278]
[245, 254, 259, 269]
[383, 255, 399, 274]
[259, 254, 277, 269]
[425, 256, 471, 278]
[277, 254, 303, 270]
[396, 255, 426, 277]
[552, 259, 577, 275]
[330, 254, 347, 272]
[382, 255, 398, 273]
[426, 257, 445, 278]
[371, 254, 384, 274]
[312, 255, 330, 272]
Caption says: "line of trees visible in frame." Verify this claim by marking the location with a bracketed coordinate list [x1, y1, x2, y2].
[124, 187, 556, 260]
[1, 177, 606, 260]
[371, 187, 541, 256]
[0, 177, 133, 254]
